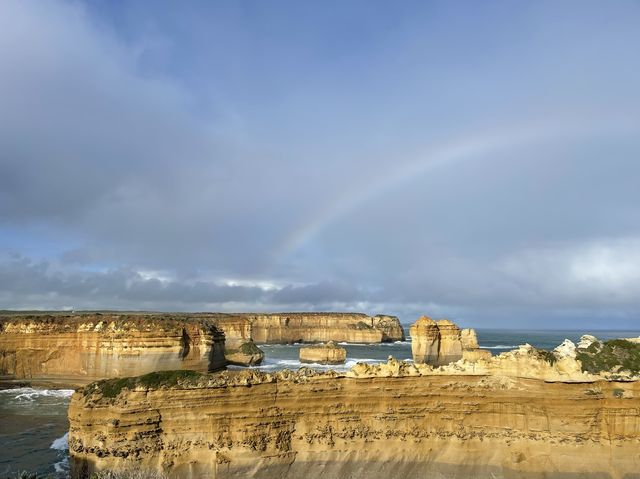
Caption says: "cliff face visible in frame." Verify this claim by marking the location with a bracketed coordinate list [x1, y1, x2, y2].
[244, 313, 404, 344]
[69, 364, 640, 479]
[0, 314, 225, 385]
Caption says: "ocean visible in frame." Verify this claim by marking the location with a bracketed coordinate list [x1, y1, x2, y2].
[2, 328, 639, 477]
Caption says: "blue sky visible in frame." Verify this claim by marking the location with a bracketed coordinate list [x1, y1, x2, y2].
[1, 0, 640, 328]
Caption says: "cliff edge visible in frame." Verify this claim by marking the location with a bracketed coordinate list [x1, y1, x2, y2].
[0, 313, 225, 385]
[69, 336, 640, 479]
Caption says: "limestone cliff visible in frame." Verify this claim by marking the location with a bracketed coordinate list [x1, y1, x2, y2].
[69, 357, 640, 479]
[0, 313, 225, 385]
[242, 312, 404, 344]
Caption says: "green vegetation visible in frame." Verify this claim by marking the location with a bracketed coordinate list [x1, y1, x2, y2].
[352, 321, 373, 330]
[95, 370, 203, 398]
[537, 349, 557, 365]
[576, 339, 640, 375]
[239, 341, 261, 355]
[613, 388, 625, 398]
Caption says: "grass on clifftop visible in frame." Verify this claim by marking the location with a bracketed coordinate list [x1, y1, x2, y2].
[536, 349, 558, 365]
[577, 339, 640, 375]
[95, 370, 203, 398]
[352, 321, 373, 330]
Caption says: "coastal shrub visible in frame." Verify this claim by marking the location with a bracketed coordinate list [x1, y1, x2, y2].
[537, 349, 557, 365]
[239, 341, 261, 355]
[576, 339, 640, 375]
[96, 370, 203, 398]
[613, 388, 624, 398]
[353, 321, 373, 330]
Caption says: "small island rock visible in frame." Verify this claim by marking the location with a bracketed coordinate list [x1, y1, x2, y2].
[300, 341, 347, 365]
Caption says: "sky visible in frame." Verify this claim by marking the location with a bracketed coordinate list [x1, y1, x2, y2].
[1, 0, 640, 328]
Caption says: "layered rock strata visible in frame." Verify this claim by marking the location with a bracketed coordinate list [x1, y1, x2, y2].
[299, 341, 346, 364]
[69, 352, 640, 479]
[244, 313, 404, 344]
[0, 313, 225, 385]
[410, 316, 487, 365]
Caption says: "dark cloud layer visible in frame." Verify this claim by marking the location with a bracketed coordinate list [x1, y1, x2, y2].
[1, 1, 640, 327]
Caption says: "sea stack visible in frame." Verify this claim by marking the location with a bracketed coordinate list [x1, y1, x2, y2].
[435, 319, 463, 364]
[410, 316, 440, 364]
[411, 316, 489, 365]
[299, 341, 347, 364]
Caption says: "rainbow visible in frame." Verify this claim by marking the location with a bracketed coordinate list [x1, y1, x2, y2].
[274, 117, 638, 264]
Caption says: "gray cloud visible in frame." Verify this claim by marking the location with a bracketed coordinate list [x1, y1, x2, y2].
[1, 1, 640, 328]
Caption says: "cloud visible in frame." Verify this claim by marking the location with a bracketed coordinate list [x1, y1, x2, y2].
[497, 238, 640, 307]
[1, 1, 640, 328]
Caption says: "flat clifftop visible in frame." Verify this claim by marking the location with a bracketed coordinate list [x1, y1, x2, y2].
[0, 312, 226, 384]
[70, 360, 640, 479]
[0, 312, 222, 334]
[0, 311, 405, 343]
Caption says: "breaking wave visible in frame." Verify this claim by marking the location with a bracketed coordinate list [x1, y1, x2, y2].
[479, 345, 519, 350]
[0, 387, 74, 401]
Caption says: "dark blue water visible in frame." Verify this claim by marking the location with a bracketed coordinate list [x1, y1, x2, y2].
[3, 329, 640, 477]
[476, 329, 640, 352]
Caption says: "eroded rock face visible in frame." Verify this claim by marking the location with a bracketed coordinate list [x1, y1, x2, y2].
[411, 316, 487, 365]
[460, 328, 479, 349]
[245, 313, 404, 344]
[69, 360, 640, 479]
[436, 319, 463, 364]
[410, 316, 440, 364]
[0, 313, 225, 385]
[299, 341, 346, 365]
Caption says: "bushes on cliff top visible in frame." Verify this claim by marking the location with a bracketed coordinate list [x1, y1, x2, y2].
[96, 370, 203, 398]
[536, 349, 557, 365]
[576, 339, 640, 375]
[352, 321, 373, 330]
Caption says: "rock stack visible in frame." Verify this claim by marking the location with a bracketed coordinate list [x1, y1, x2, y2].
[410, 316, 489, 365]
[299, 341, 347, 365]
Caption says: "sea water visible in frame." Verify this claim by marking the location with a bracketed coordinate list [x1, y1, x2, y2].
[0, 388, 73, 477]
[2, 329, 639, 476]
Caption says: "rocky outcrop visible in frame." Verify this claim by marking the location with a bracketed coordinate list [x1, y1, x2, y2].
[225, 340, 264, 366]
[411, 316, 487, 365]
[69, 354, 640, 479]
[460, 327, 479, 349]
[299, 341, 346, 364]
[0, 313, 225, 385]
[244, 313, 404, 344]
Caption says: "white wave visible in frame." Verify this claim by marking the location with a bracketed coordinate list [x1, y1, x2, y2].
[53, 457, 70, 474]
[480, 345, 518, 350]
[0, 387, 74, 401]
[50, 432, 69, 451]
[377, 341, 411, 346]
[229, 356, 386, 372]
